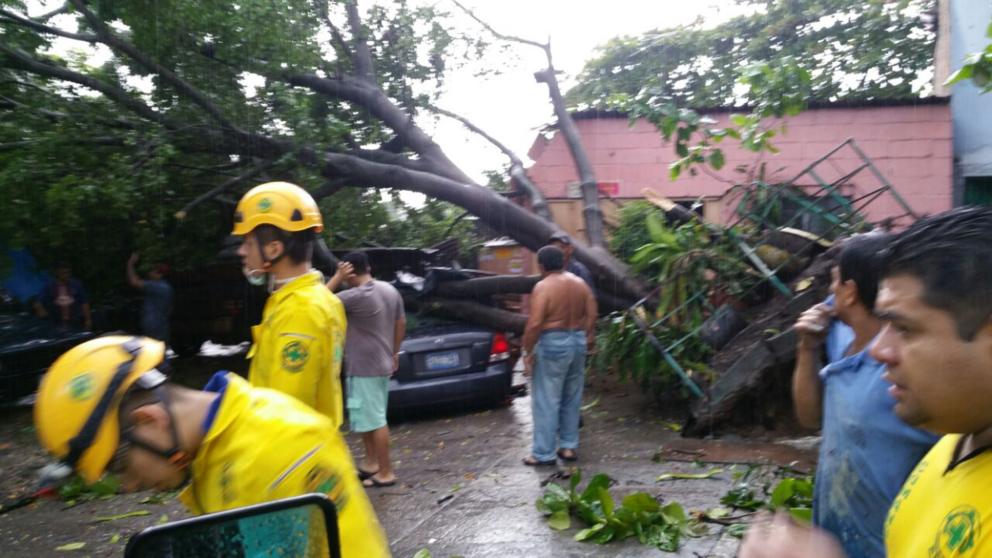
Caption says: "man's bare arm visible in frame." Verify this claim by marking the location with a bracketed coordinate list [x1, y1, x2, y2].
[393, 316, 406, 373]
[584, 286, 598, 345]
[126, 253, 143, 290]
[523, 282, 548, 354]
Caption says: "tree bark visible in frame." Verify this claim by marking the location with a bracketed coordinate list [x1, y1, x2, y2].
[313, 150, 649, 303]
[534, 67, 607, 249]
[429, 105, 553, 222]
[434, 275, 540, 298]
[401, 292, 528, 334]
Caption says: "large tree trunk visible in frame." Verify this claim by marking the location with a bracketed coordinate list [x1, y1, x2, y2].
[535, 67, 607, 249]
[315, 152, 650, 304]
[401, 292, 528, 334]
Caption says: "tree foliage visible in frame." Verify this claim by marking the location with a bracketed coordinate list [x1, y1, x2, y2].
[567, 0, 936, 110]
[945, 21, 992, 94]
[0, 0, 500, 298]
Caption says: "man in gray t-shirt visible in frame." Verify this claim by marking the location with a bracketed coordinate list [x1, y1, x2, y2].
[326, 251, 405, 488]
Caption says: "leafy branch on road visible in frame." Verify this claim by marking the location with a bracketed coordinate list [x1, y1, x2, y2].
[536, 470, 707, 552]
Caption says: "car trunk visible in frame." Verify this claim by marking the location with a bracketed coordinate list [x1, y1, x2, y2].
[394, 325, 496, 383]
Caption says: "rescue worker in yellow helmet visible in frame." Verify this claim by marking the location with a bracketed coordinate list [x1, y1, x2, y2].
[34, 336, 390, 557]
[232, 182, 348, 429]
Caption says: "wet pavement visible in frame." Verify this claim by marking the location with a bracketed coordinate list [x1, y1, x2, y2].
[0, 350, 818, 557]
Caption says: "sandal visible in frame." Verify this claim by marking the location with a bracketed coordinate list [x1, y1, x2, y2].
[363, 476, 397, 488]
[357, 468, 378, 481]
[523, 456, 557, 467]
[557, 449, 578, 462]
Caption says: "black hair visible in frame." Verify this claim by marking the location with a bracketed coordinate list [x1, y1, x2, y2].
[343, 251, 370, 275]
[55, 261, 71, 270]
[880, 205, 992, 340]
[254, 225, 315, 265]
[538, 246, 565, 272]
[838, 233, 891, 312]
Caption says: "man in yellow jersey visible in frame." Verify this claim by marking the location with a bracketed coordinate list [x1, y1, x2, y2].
[33, 336, 389, 557]
[232, 182, 347, 429]
[741, 206, 992, 558]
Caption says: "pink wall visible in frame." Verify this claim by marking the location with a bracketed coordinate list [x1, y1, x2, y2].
[526, 103, 953, 225]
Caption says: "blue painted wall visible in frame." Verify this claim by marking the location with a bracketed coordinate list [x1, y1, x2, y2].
[950, 0, 992, 180]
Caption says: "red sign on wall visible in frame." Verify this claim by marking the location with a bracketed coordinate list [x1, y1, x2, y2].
[597, 182, 620, 196]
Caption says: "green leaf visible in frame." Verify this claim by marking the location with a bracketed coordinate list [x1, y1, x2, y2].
[570, 469, 582, 495]
[95, 511, 150, 522]
[645, 212, 666, 244]
[730, 114, 749, 126]
[705, 507, 732, 519]
[728, 523, 749, 538]
[593, 524, 617, 545]
[657, 468, 723, 482]
[580, 397, 601, 412]
[575, 523, 606, 542]
[622, 493, 660, 514]
[109, 534, 121, 544]
[770, 478, 795, 508]
[547, 510, 571, 530]
[659, 502, 688, 525]
[413, 550, 432, 558]
[789, 507, 813, 523]
[55, 543, 86, 551]
[599, 488, 615, 520]
[581, 474, 613, 504]
[709, 150, 725, 171]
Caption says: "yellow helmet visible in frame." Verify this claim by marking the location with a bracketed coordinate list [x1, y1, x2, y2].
[231, 181, 324, 236]
[35, 336, 166, 483]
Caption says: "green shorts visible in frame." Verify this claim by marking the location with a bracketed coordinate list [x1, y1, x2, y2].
[346, 375, 390, 433]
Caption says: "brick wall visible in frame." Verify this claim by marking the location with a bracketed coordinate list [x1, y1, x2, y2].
[527, 103, 953, 225]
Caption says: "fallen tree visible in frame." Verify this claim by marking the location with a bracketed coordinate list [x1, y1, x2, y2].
[0, 0, 647, 306]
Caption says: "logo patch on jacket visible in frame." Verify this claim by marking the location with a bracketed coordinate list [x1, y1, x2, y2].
[281, 340, 310, 372]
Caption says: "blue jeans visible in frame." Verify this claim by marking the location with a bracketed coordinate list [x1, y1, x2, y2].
[531, 329, 587, 462]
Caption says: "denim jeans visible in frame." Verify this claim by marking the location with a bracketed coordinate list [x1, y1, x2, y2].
[531, 329, 587, 462]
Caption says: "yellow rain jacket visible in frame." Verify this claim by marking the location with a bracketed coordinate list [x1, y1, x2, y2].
[179, 373, 390, 558]
[247, 272, 346, 428]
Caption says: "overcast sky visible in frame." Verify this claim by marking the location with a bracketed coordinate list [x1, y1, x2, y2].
[25, 0, 752, 184]
[425, 0, 752, 182]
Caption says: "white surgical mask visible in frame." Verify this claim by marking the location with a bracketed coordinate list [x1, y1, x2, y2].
[242, 266, 267, 287]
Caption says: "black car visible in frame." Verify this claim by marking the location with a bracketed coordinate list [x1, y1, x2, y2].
[388, 315, 514, 416]
[0, 289, 98, 402]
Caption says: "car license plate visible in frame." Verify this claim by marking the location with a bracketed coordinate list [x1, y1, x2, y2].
[426, 351, 460, 371]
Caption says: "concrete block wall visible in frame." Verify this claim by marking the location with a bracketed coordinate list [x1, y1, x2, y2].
[527, 103, 954, 226]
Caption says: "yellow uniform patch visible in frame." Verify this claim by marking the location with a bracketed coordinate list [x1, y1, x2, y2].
[886, 434, 992, 557]
[180, 374, 389, 558]
[247, 272, 347, 428]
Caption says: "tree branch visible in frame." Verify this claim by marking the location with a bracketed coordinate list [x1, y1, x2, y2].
[67, 0, 244, 134]
[450, 0, 548, 51]
[0, 136, 126, 152]
[0, 92, 69, 120]
[313, 0, 353, 61]
[33, 2, 71, 22]
[0, 43, 179, 129]
[449, 0, 604, 247]
[344, 0, 376, 85]
[286, 73, 473, 184]
[175, 159, 276, 219]
[0, 9, 98, 42]
[427, 104, 553, 221]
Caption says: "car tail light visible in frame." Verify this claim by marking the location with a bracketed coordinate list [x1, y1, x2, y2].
[488, 334, 510, 363]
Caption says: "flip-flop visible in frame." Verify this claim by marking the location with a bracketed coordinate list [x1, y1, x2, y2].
[523, 456, 557, 467]
[557, 449, 578, 462]
[363, 477, 397, 488]
[357, 468, 379, 481]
